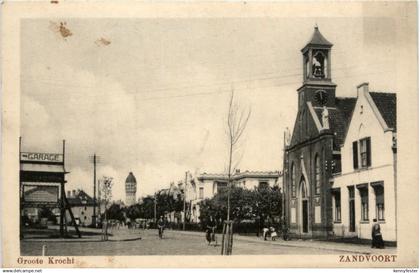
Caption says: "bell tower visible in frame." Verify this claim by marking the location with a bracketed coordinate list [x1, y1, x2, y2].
[298, 26, 336, 108]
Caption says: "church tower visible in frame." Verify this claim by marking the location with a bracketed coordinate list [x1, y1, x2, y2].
[283, 26, 356, 239]
[298, 26, 336, 110]
[125, 172, 137, 206]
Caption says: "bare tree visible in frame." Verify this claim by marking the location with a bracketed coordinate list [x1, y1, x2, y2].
[226, 89, 251, 222]
[100, 176, 113, 241]
[220, 88, 251, 255]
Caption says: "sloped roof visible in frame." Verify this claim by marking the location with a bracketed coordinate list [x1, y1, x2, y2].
[335, 97, 357, 127]
[370, 92, 396, 130]
[125, 172, 137, 184]
[313, 98, 356, 149]
[67, 190, 95, 206]
[302, 26, 333, 50]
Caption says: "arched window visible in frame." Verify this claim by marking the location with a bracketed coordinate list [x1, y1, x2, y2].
[301, 180, 307, 198]
[312, 51, 327, 78]
[299, 111, 303, 138]
[291, 163, 296, 198]
[315, 154, 321, 195]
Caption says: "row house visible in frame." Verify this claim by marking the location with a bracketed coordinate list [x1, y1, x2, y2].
[331, 83, 396, 242]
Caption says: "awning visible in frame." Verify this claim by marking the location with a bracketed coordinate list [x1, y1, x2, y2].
[20, 163, 66, 173]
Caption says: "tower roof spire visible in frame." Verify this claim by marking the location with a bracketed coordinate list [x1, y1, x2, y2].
[302, 25, 333, 52]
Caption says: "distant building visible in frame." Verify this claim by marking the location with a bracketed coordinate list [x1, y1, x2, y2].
[66, 189, 95, 227]
[158, 182, 184, 223]
[125, 172, 137, 206]
[188, 170, 282, 222]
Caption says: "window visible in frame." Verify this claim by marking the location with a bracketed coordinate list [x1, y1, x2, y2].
[352, 137, 371, 169]
[374, 185, 385, 221]
[333, 190, 341, 222]
[315, 155, 321, 195]
[360, 138, 370, 167]
[216, 182, 227, 193]
[199, 187, 204, 199]
[305, 54, 310, 79]
[348, 186, 356, 232]
[349, 186, 355, 199]
[258, 180, 269, 189]
[299, 111, 303, 138]
[312, 51, 326, 79]
[302, 109, 307, 137]
[301, 182, 307, 198]
[291, 163, 296, 198]
[359, 187, 369, 221]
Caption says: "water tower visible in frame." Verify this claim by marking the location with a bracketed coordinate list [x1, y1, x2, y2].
[125, 172, 137, 206]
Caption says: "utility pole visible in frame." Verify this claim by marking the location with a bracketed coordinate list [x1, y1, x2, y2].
[183, 171, 188, 231]
[93, 154, 96, 226]
[282, 128, 290, 230]
[98, 178, 101, 218]
[154, 191, 157, 223]
[89, 154, 100, 227]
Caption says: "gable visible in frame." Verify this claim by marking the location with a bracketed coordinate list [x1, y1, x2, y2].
[339, 89, 395, 173]
[289, 98, 356, 150]
[289, 103, 323, 147]
[313, 98, 356, 149]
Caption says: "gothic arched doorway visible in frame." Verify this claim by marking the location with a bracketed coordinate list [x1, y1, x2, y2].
[299, 177, 309, 234]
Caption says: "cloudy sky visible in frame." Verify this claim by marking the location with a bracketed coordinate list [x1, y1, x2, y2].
[20, 16, 401, 201]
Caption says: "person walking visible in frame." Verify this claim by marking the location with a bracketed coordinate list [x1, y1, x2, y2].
[205, 216, 217, 246]
[371, 219, 385, 248]
[157, 216, 165, 239]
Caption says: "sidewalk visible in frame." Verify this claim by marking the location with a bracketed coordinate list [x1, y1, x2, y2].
[22, 226, 142, 242]
[165, 229, 396, 255]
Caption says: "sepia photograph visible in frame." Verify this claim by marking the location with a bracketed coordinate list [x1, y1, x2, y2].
[1, 0, 418, 268]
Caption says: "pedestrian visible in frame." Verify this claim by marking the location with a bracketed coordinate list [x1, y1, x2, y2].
[263, 216, 272, 241]
[205, 216, 217, 246]
[270, 226, 278, 241]
[371, 219, 385, 249]
[157, 216, 165, 239]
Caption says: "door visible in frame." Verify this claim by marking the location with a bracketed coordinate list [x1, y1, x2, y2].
[302, 200, 308, 233]
[349, 200, 355, 232]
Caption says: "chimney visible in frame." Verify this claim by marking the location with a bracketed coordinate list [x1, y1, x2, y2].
[72, 190, 76, 197]
[235, 169, 240, 174]
[67, 190, 71, 197]
[357, 82, 369, 97]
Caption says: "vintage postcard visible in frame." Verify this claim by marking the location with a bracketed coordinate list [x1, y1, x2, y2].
[1, 0, 418, 269]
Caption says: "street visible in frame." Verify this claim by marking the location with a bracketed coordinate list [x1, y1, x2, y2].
[20, 228, 396, 256]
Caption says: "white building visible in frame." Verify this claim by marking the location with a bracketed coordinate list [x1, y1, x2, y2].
[187, 170, 282, 222]
[330, 83, 396, 242]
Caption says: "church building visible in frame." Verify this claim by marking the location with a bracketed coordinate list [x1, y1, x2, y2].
[283, 26, 397, 242]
